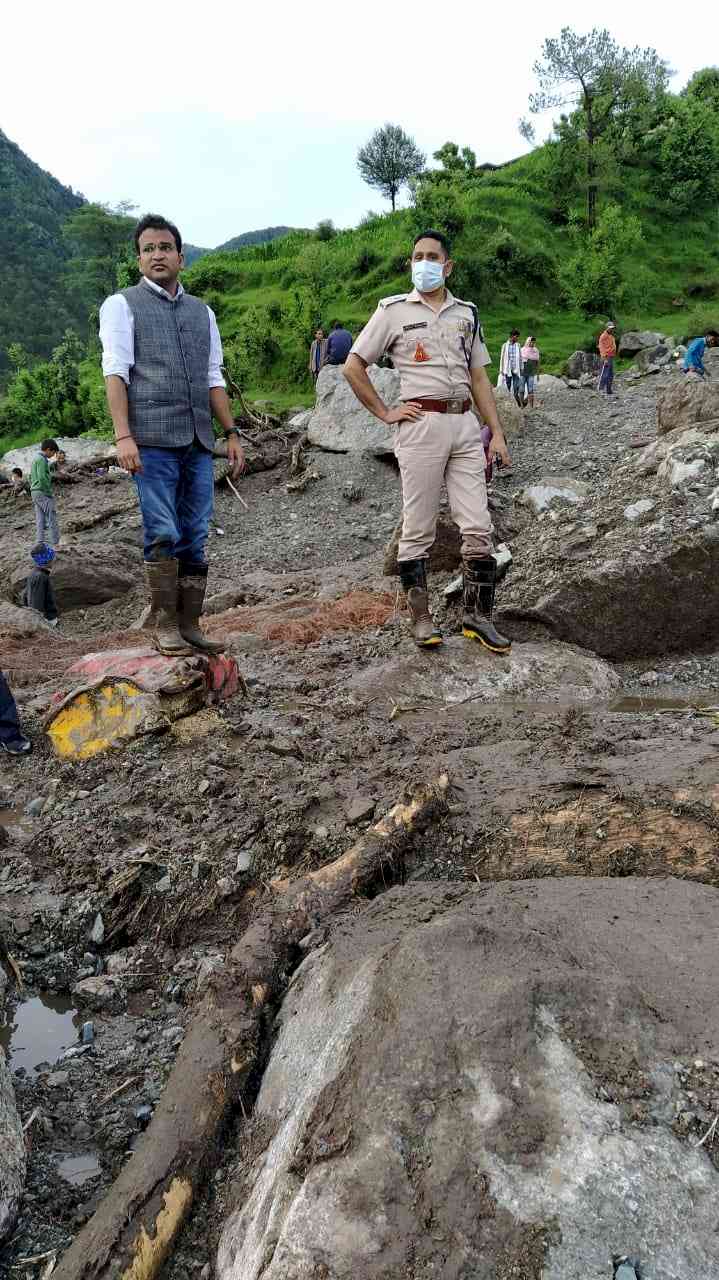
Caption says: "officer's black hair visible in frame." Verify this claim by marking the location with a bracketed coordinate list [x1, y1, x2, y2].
[134, 214, 183, 254]
[413, 229, 451, 258]
[705, 328, 719, 339]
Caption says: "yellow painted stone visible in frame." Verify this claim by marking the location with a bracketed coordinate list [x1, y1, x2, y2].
[47, 680, 150, 759]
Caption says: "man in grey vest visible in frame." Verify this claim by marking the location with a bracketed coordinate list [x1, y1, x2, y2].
[99, 213, 245, 655]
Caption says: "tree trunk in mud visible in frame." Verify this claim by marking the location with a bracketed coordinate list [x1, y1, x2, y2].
[53, 775, 449, 1280]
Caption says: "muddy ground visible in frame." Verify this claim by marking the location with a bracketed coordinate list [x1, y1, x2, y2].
[2, 370, 719, 1278]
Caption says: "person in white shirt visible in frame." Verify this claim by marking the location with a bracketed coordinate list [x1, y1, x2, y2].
[99, 213, 245, 656]
[499, 329, 523, 406]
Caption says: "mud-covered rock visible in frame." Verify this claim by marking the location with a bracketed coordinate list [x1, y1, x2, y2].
[7, 543, 139, 611]
[216, 878, 719, 1280]
[500, 531, 719, 659]
[349, 637, 619, 704]
[0, 600, 52, 634]
[0, 1052, 25, 1242]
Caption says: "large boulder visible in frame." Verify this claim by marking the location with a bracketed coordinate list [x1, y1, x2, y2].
[657, 380, 719, 436]
[0, 600, 52, 634]
[350, 637, 619, 705]
[0, 979, 26, 1241]
[618, 330, 666, 357]
[635, 342, 672, 372]
[7, 543, 139, 611]
[564, 350, 600, 380]
[216, 878, 719, 1280]
[307, 365, 400, 455]
[0, 436, 115, 479]
[499, 531, 719, 659]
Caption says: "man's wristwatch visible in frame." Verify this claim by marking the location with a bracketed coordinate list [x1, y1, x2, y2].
[224, 427, 240, 439]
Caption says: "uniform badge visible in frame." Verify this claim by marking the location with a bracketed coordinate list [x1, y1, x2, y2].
[414, 340, 430, 362]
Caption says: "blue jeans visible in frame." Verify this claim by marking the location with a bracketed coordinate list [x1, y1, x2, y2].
[0, 670, 23, 745]
[134, 443, 214, 566]
[598, 358, 614, 394]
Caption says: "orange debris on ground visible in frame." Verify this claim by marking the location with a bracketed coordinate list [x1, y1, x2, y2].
[206, 589, 396, 646]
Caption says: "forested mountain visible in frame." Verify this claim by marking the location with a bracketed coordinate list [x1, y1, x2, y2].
[185, 227, 295, 265]
[0, 128, 86, 374]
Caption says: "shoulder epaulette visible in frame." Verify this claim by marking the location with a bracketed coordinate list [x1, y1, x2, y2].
[378, 293, 408, 309]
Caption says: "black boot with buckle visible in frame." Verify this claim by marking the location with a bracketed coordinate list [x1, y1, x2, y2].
[399, 559, 443, 648]
[462, 556, 511, 654]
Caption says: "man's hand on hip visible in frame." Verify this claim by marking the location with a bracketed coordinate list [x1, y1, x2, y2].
[488, 432, 511, 467]
[383, 402, 425, 425]
[117, 437, 142, 474]
[227, 436, 246, 480]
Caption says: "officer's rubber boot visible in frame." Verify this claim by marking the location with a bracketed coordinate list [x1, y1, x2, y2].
[144, 559, 195, 657]
[462, 557, 511, 654]
[399, 559, 443, 648]
[177, 565, 225, 654]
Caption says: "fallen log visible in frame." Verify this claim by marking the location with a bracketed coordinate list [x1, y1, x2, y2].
[53, 773, 449, 1280]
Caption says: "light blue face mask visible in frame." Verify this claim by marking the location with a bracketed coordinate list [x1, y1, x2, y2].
[412, 260, 445, 293]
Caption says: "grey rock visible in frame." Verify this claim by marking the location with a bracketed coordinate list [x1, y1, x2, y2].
[307, 365, 400, 456]
[46, 1070, 70, 1088]
[619, 330, 665, 357]
[518, 476, 589, 515]
[236, 848, 253, 873]
[564, 350, 600, 380]
[657, 380, 719, 437]
[0, 601, 52, 635]
[624, 499, 656, 522]
[0, 1046, 25, 1241]
[90, 913, 105, 945]
[73, 975, 125, 1013]
[216, 879, 719, 1280]
[345, 795, 375, 825]
[81, 1021, 95, 1045]
[26, 797, 44, 817]
[636, 343, 672, 372]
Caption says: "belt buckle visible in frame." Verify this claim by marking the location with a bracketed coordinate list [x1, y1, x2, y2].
[446, 397, 463, 414]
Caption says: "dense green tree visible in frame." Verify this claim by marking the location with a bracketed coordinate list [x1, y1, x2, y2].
[657, 97, 719, 212]
[357, 124, 425, 212]
[433, 142, 477, 174]
[683, 67, 719, 112]
[524, 28, 669, 229]
[62, 202, 136, 310]
[558, 203, 643, 314]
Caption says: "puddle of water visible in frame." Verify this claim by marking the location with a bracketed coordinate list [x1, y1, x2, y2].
[55, 1153, 102, 1187]
[610, 696, 718, 714]
[0, 993, 79, 1075]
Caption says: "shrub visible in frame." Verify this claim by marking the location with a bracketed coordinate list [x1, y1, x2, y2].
[558, 205, 643, 316]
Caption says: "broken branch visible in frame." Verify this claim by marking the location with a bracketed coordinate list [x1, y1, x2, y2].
[53, 773, 449, 1280]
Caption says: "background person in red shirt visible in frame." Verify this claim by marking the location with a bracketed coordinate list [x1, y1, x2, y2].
[598, 322, 617, 395]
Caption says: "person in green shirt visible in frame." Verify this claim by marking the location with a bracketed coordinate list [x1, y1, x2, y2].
[29, 438, 60, 547]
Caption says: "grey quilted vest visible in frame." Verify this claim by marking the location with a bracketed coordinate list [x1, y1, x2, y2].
[122, 280, 214, 450]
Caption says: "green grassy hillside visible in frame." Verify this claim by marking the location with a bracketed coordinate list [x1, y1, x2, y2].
[182, 147, 719, 404]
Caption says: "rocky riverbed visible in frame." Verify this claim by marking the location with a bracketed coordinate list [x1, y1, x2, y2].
[2, 353, 719, 1279]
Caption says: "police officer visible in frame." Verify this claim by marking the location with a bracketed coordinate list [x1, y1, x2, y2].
[344, 229, 511, 653]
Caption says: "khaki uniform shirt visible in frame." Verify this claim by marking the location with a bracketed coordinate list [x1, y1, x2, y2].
[350, 288, 491, 401]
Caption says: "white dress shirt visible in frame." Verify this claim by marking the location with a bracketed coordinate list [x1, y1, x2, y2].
[99, 277, 225, 388]
[499, 341, 522, 378]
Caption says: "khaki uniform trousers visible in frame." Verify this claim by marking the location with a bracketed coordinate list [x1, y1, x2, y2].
[394, 410, 492, 562]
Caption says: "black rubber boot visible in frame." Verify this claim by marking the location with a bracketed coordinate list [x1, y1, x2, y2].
[178, 565, 225, 654]
[399, 559, 443, 648]
[462, 557, 511, 654]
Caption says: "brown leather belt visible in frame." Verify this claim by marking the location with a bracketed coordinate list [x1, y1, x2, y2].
[410, 397, 471, 414]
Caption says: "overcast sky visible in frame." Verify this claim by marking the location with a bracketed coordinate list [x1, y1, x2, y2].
[3, 1, 713, 248]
